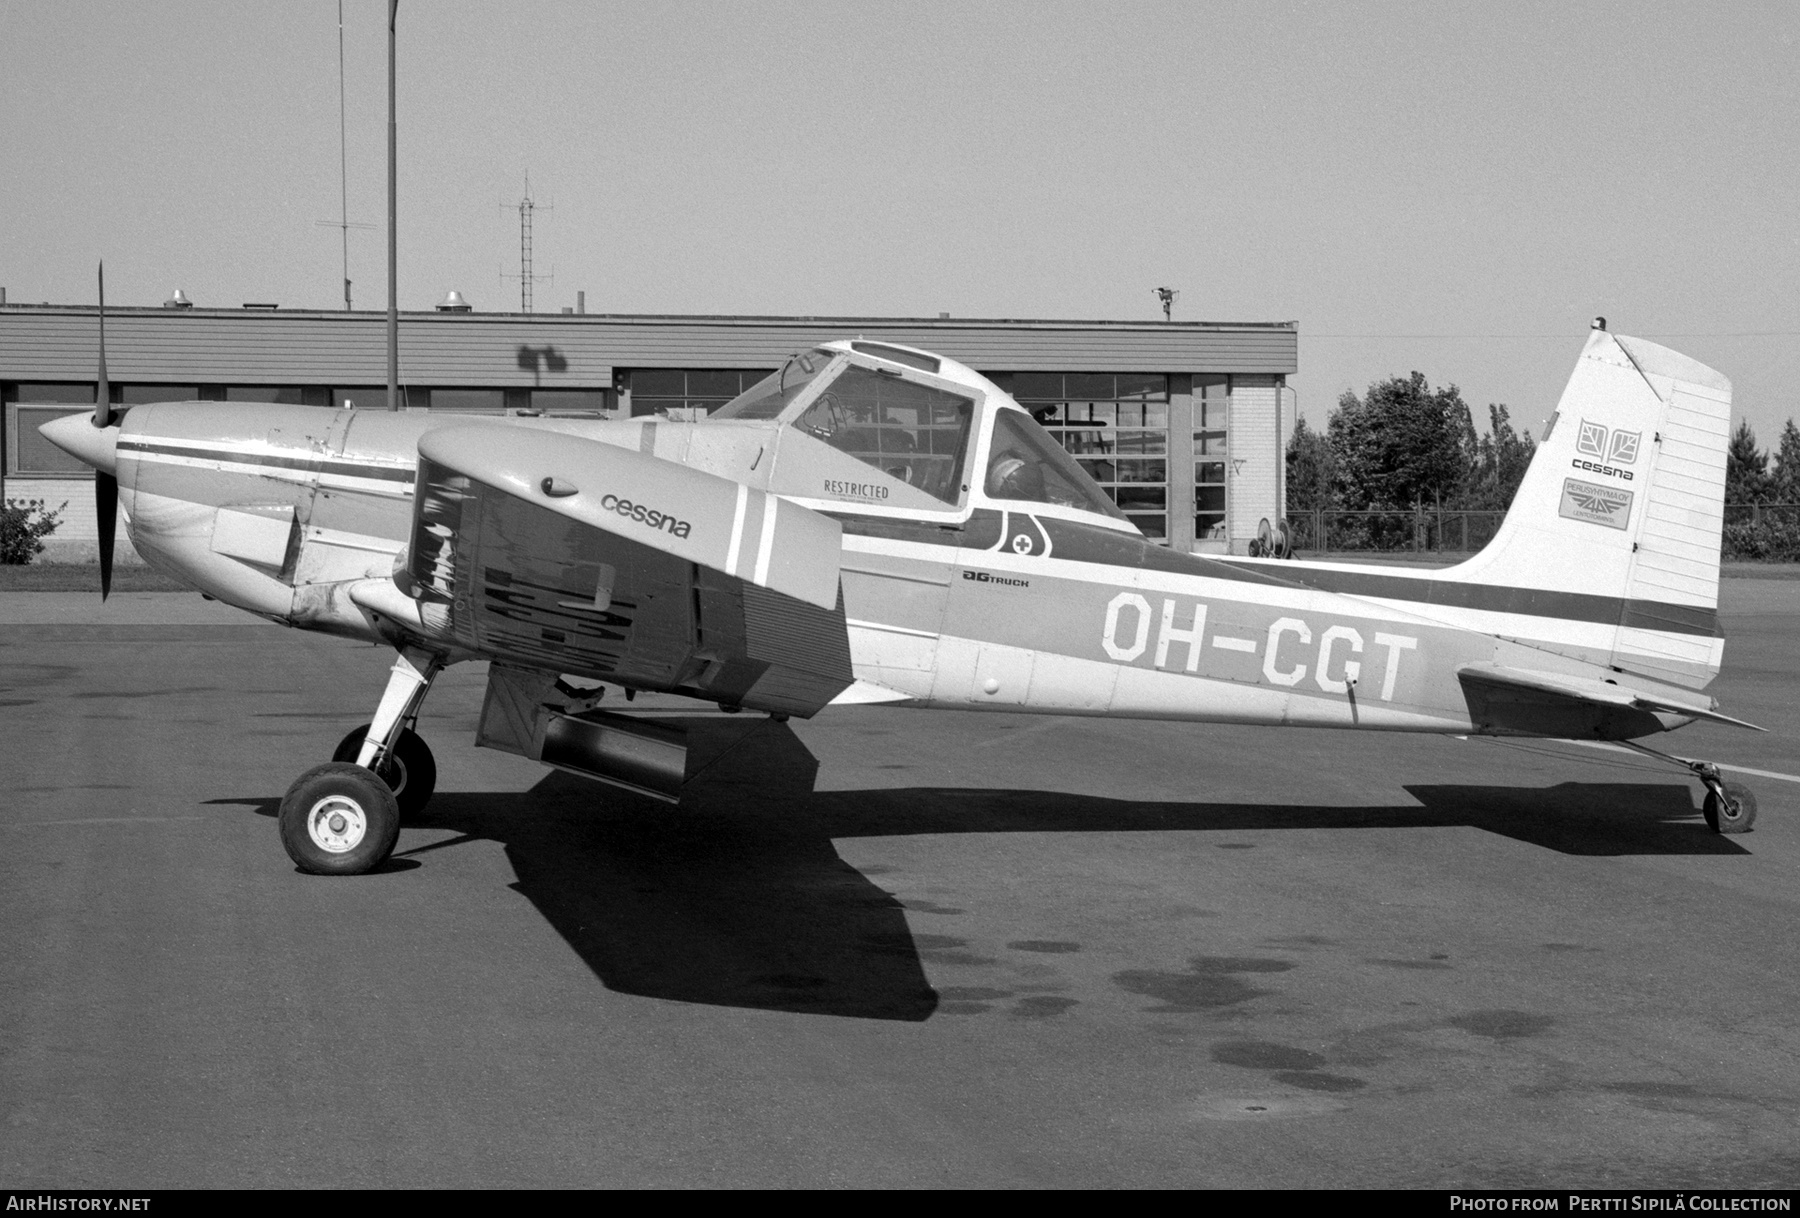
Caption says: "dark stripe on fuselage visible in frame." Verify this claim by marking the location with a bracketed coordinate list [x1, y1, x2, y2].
[119, 439, 417, 484]
[833, 509, 1720, 638]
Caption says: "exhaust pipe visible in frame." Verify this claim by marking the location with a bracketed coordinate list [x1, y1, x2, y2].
[476, 666, 688, 801]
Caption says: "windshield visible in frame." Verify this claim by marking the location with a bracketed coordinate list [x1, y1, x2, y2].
[796, 365, 974, 503]
[711, 348, 839, 419]
[984, 409, 1129, 520]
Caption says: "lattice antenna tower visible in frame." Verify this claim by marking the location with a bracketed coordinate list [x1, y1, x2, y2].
[315, 0, 373, 309]
[501, 172, 553, 312]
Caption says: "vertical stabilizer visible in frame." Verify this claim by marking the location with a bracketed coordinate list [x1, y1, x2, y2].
[1443, 330, 1731, 687]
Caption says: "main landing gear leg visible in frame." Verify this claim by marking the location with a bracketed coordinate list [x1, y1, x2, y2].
[278, 648, 445, 875]
[1615, 740, 1758, 835]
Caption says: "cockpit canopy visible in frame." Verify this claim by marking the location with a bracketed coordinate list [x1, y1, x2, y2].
[713, 341, 1129, 525]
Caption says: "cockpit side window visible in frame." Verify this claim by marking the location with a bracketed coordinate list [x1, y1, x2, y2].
[795, 365, 974, 503]
[712, 348, 838, 419]
[984, 409, 1129, 520]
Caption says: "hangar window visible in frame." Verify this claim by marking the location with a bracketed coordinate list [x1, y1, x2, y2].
[120, 385, 198, 404]
[10, 406, 94, 474]
[430, 389, 505, 414]
[528, 388, 609, 414]
[795, 365, 974, 504]
[1012, 372, 1170, 538]
[633, 368, 776, 418]
[226, 387, 331, 406]
[4, 382, 95, 404]
[1194, 375, 1230, 541]
[712, 350, 838, 421]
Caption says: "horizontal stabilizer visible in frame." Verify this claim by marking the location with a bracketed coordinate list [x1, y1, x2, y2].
[417, 425, 841, 610]
[1458, 662, 1763, 737]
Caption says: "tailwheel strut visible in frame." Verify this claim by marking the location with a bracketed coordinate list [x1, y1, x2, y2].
[1614, 740, 1758, 835]
[280, 646, 446, 874]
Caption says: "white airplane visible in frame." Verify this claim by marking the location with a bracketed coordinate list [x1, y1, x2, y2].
[43, 295, 1762, 876]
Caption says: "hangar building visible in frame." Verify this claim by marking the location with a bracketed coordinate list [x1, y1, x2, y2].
[0, 302, 1296, 559]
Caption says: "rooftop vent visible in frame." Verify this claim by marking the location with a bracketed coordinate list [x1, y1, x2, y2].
[164, 288, 193, 309]
[437, 290, 472, 312]
[242, 302, 278, 310]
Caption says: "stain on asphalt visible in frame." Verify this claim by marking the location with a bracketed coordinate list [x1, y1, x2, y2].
[1215, 843, 1256, 850]
[938, 987, 1013, 1002]
[1212, 1040, 1327, 1071]
[1113, 956, 1293, 1012]
[1369, 958, 1454, 970]
[1009, 996, 1078, 1019]
[864, 931, 996, 967]
[1604, 1081, 1700, 1099]
[1264, 935, 1338, 948]
[1274, 1070, 1367, 1093]
[1007, 940, 1081, 953]
[1448, 1010, 1555, 1040]
[901, 900, 965, 915]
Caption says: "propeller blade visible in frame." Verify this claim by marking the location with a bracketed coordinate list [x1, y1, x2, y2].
[94, 262, 112, 428]
[96, 471, 118, 600]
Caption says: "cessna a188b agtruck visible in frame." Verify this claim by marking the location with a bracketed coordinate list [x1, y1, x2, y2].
[42, 326, 1761, 875]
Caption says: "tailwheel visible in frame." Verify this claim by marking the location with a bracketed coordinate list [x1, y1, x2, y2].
[279, 763, 401, 875]
[333, 724, 437, 819]
[1703, 780, 1757, 835]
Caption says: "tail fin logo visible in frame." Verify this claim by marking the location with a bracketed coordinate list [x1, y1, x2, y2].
[1576, 418, 1642, 466]
[1559, 477, 1633, 530]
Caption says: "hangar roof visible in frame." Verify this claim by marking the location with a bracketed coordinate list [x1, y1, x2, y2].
[0, 306, 1297, 387]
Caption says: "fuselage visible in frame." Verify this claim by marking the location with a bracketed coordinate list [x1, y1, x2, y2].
[87, 395, 1715, 742]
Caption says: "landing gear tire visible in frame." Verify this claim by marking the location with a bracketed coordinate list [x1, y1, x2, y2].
[1703, 781, 1757, 835]
[279, 762, 402, 875]
[332, 724, 437, 819]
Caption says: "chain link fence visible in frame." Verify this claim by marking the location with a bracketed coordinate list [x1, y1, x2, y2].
[1280, 504, 1800, 559]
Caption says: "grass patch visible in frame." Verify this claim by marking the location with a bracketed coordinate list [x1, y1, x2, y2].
[0, 563, 191, 592]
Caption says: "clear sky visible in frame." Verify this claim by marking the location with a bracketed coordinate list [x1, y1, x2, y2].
[2, 0, 1795, 449]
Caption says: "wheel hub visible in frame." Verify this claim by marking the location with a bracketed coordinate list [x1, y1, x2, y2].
[307, 794, 368, 853]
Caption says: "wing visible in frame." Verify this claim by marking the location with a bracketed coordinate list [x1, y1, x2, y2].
[404, 425, 853, 717]
[1457, 662, 1763, 740]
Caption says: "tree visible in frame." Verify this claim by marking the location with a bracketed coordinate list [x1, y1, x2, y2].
[1284, 416, 1336, 512]
[1726, 419, 1770, 505]
[1459, 403, 1537, 512]
[1770, 419, 1800, 504]
[1328, 371, 1471, 510]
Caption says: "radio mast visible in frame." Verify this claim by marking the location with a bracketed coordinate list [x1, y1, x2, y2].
[502, 173, 552, 312]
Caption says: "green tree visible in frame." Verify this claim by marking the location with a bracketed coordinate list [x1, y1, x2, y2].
[1284, 415, 1336, 512]
[1328, 371, 1471, 510]
[1769, 419, 1800, 504]
[1458, 403, 1537, 511]
[1726, 419, 1770, 504]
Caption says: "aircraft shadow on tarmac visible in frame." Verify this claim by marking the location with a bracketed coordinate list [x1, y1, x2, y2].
[224, 717, 1744, 1022]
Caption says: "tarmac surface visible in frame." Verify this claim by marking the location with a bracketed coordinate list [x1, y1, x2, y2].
[1, 580, 1797, 1188]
